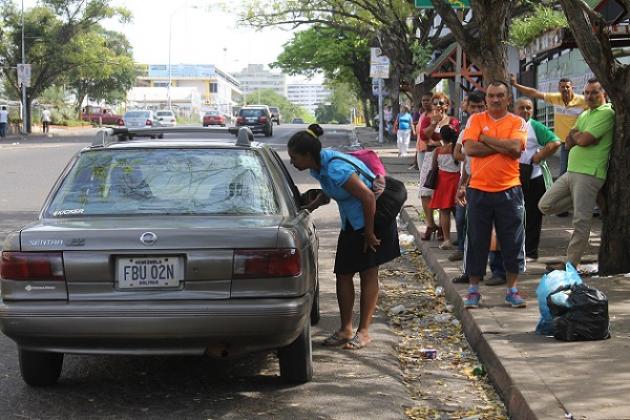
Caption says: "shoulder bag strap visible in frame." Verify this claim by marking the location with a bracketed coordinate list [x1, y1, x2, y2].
[329, 155, 376, 182]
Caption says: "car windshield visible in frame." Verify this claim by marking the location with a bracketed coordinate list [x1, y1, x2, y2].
[156, 111, 173, 117]
[240, 109, 263, 117]
[125, 111, 150, 119]
[46, 148, 279, 217]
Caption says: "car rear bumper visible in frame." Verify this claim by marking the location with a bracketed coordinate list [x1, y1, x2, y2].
[0, 295, 311, 357]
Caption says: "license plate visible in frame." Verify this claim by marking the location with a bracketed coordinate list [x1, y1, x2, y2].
[116, 256, 183, 289]
[247, 118, 256, 123]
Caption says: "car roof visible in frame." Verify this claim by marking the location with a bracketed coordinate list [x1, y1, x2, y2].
[89, 128, 267, 151]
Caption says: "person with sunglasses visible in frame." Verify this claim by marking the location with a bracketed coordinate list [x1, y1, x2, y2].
[418, 93, 460, 241]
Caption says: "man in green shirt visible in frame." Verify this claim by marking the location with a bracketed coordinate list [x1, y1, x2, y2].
[538, 79, 614, 269]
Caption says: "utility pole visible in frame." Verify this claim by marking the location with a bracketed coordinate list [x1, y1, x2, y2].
[378, 78, 384, 144]
[21, 0, 27, 134]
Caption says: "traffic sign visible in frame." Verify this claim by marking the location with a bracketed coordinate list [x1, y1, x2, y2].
[370, 64, 390, 79]
[17, 64, 32, 87]
[415, 0, 470, 8]
[372, 79, 389, 96]
[370, 47, 390, 65]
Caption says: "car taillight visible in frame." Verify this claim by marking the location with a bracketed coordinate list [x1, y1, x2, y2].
[259, 116, 268, 123]
[233, 249, 301, 278]
[145, 119, 153, 126]
[117, 119, 124, 126]
[236, 116, 245, 124]
[1, 252, 65, 281]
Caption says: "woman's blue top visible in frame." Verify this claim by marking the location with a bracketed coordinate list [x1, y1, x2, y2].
[310, 149, 374, 230]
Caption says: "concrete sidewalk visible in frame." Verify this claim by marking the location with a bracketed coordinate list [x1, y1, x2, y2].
[355, 126, 630, 420]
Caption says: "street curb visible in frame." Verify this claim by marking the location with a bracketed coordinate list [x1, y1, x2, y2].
[400, 206, 539, 420]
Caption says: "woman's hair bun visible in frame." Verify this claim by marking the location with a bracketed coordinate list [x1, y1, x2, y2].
[307, 123, 324, 138]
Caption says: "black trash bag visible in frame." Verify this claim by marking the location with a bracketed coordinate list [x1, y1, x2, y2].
[547, 283, 611, 341]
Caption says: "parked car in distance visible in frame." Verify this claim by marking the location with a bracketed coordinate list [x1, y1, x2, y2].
[235, 106, 273, 137]
[81, 105, 124, 126]
[202, 110, 226, 127]
[155, 110, 177, 127]
[0, 127, 320, 386]
[269, 107, 281, 125]
[291, 118, 305, 124]
[123, 110, 163, 138]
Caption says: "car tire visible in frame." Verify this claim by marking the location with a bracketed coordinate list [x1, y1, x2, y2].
[158, 134, 164, 139]
[310, 282, 320, 325]
[278, 321, 313, 384]
[19, 349, 63, 387]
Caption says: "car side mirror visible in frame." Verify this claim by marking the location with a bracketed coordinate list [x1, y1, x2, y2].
[300, 188, 330, 207]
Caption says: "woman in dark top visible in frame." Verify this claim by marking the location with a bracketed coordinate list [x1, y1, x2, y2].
[288, 124, 400, 350]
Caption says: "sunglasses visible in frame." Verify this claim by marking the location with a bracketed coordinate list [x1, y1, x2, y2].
[432, 101, 446, 106]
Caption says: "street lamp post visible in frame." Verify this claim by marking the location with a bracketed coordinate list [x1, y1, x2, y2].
[167, 12, 174, 110]
[167, 6, 200, 110]
[21, 0, 27, 134]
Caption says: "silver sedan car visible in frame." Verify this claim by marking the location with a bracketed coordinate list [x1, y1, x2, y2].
[0, 128, 319, 386]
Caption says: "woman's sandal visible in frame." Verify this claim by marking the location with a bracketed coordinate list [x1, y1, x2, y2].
[437, 227, 445, 242]
[322, 331, 352, 347]
[420, 226, 437, 241]
[343, 333, 371, 350]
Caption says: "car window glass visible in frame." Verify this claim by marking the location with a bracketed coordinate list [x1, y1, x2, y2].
[269, 149, 300, 209]
[156, 111, 173, 117]
[46, 149, 279, 217]
[240, 109, 263, 117]
[125, 111, 150, 119]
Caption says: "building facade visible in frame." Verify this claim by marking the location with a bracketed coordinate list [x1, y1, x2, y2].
[136, 64, 241, 116]
[287, 84, 331, 115]
[232, 64, 287, 98]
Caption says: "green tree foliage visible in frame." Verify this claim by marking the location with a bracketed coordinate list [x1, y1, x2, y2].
[314, 83, 356, 124]
[240, 0, 448, 118]
[0, 0, 131, 132]
[509, 4, 568, 48]
[273, 26, 372, 123]
[66, 28, 137, 114]
[244, 89, 314, 123]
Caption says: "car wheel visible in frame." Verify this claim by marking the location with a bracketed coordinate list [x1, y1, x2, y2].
[310, 283, 320, 325]
[19, 349, 63, 387]
[150, 135, 156, 139]
[278, 321, 313, 383]
[158, 134, 164, 139]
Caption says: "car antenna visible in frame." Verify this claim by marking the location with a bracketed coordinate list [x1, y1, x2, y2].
[235, 127, 253, 147]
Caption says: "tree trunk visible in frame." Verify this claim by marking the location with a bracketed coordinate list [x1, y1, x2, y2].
[471, 1, 512, 84]
[431, 0, 514, 86]
[598, 103, 630, 275]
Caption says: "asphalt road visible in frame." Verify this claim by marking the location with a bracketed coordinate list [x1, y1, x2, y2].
[0, 124, 410, 420]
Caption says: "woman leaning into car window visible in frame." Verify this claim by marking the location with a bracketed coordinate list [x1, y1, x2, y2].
[287, 124, 400, 350]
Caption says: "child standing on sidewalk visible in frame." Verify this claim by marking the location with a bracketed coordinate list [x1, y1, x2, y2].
[429, 125, 460, 250]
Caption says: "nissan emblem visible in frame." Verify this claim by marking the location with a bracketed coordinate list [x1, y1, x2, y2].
[140, 232, 158, 246]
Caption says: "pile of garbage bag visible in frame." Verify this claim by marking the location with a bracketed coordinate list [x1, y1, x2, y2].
[536, 263, 610, 341]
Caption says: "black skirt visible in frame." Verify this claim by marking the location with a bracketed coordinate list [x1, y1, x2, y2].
[334, 221, 400, 274]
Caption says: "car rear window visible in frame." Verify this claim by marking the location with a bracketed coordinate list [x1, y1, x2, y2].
[205, 111, 220, 116]
[156, 111, 174, 117]
[240, 109, 264, 117]
[269, 107, 279, 113]
[125, 111, 150, 119]
[46, 149, 279, 217]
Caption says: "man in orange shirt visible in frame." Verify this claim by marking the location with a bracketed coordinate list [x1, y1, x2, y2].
[461, 81, 528, 309]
